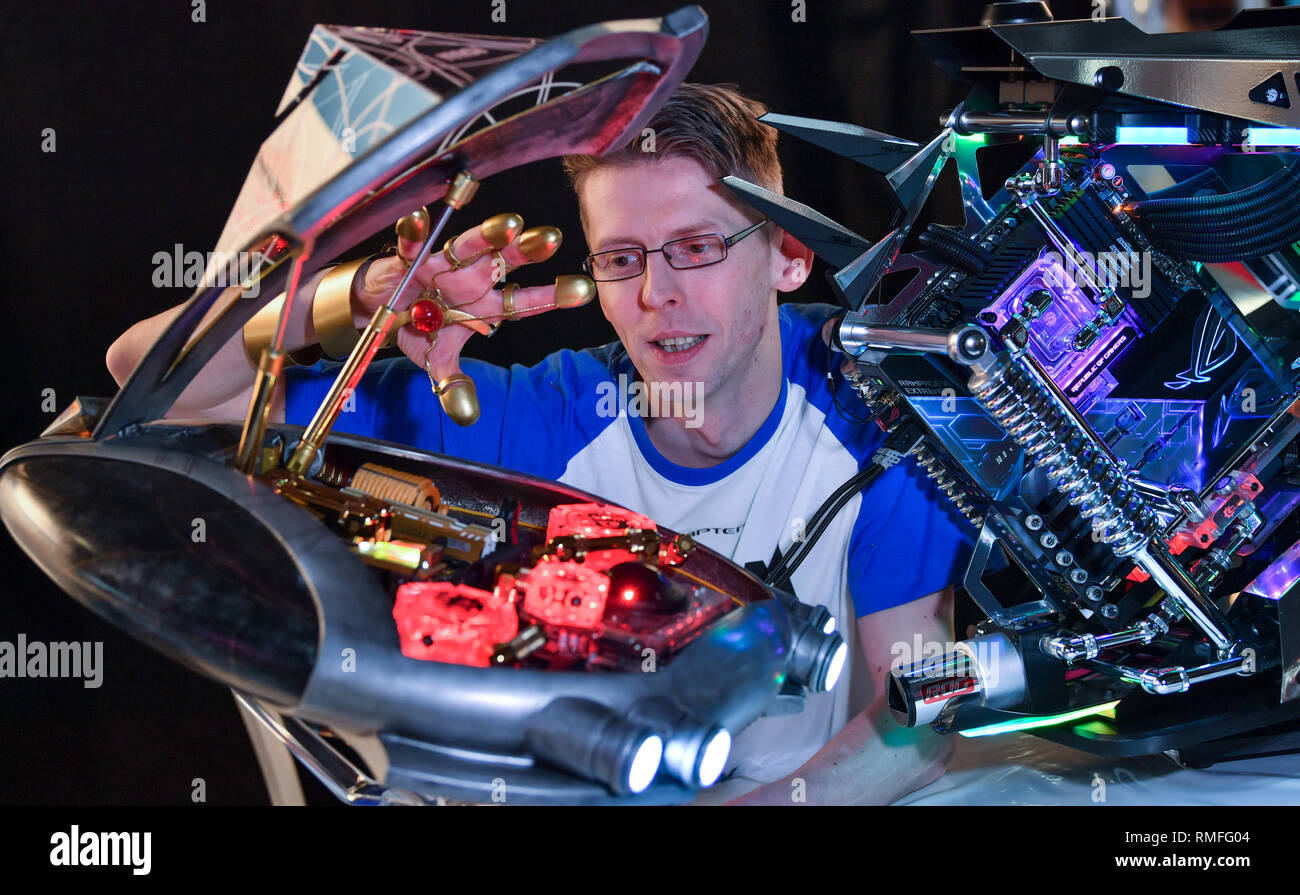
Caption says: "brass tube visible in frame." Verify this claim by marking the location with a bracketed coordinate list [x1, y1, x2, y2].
[236, 347, 284, 475]
[287, 305, 397, 474]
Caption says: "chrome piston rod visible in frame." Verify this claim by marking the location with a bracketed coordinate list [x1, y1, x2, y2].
[1084, 655, 1254, 696]
[1042, 608, 1172, 664]
[835, 319, 991, 365]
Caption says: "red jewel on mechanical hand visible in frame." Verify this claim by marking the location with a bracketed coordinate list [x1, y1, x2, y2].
[409, 299, 444, 333]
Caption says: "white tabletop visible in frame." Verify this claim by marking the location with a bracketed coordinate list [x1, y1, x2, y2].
[895, 730, 1300, 805]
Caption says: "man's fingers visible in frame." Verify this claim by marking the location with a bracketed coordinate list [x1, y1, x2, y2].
[396, 212, 528, 278]
[396, 323, 472, 381]
[392, 328, 478, 426]
[397, 325, 480, 424]
[448, 276, 594, 328]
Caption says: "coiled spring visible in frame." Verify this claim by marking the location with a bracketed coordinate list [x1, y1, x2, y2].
[970, 358, 1156, 556]
[350, 463, 442, 510]
[912, 443, 985, 527]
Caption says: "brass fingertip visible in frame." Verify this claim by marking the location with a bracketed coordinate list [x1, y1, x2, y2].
[438, 374, 480, 426]
[554, 274, 597, 308]
[481, 212, 525, 250]
[518, 226, 563, 262]
[395, 207, 431, 242]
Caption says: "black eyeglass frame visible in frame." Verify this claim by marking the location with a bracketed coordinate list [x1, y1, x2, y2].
[582, 219, 770, 282]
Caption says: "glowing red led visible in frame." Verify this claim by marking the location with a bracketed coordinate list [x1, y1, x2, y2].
[393, 582, 518, 666]
[519, 561, 610, 629]
[545, 502, 659, 570]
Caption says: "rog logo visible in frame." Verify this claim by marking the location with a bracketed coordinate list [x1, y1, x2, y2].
[1165, 307, 1238, 391]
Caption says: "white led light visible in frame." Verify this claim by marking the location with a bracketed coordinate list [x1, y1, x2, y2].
[822, 615, 837, 635]
[824, 641, 848, 691]
[627, 735, 663, 794]
[1245, 127, 1300, 147]
[697, 729, 731, 788]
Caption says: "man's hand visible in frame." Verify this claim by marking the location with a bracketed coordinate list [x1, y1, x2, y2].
[105, 210, 594, 425]
[722, 587, 957, 805]
[356, 215, 584, 388]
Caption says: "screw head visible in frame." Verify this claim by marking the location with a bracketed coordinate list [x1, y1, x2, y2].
[1101, 603, 1119, 619]
[1039, 531, 1059, 549]
[1025, 514, 1044, 531]
[1093, 65, 1124, 91]
[1070, 568, 1088, 585]
[1085, 586, 1103, 602]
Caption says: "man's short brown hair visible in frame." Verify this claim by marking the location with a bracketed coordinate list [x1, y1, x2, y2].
[561, 82, 782, 199]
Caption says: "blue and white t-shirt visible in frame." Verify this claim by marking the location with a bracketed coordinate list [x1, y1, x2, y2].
[284, 301, 972, 783]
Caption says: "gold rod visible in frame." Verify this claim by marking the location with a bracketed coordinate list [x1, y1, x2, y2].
[236, 347, 285, 474]
[237, 250, 309, 474]
[286, 305, 397, 474]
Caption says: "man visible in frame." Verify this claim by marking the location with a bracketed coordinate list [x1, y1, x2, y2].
[107, 83, 970, 804]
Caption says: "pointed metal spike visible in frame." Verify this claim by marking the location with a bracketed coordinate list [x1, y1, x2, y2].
[833, 228, 901, 312]
[760, 112, 919, 174]
[720, 175, 870, 269]
[887, 129, 952, 211]
[827, 129, 953, 312]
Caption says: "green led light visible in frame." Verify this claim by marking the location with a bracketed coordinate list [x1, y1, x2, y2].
[957, 700, 1121, 738]
[956, 133, 988, 146]
[355, 539, 423, 569]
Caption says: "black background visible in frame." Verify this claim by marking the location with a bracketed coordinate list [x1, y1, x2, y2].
[0, 0, 1097, 805]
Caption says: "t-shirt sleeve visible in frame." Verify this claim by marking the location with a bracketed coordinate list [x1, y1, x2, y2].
[281, 348, 619, 480]
[847, 459, 974, 617]
[774, 300, 975, 617]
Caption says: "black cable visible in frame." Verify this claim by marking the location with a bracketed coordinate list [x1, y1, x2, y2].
[1125, 158, 1300, 261]
[1139, 174, 1300, 228]
[1130, 157, 1299, 217]
[826, 367, 875, 424]
[917, 223, 993, 273]
[1143, 175, 1300, 228]
[765, 463, 885, 590]
[1144, 167, 1220, 202]
[1158, 213, 1300, 261]
[1150, 207, 1300, 240]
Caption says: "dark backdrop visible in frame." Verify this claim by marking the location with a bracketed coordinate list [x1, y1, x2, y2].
[0, 0, 1093, 805]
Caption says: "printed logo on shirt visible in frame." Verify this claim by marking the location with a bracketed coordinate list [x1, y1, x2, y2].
[684, 524, 745, 537]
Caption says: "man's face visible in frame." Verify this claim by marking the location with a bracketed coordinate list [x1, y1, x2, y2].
[577, 156, 793, 403]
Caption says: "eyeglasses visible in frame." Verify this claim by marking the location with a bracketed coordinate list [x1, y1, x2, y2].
[583, 219, 770, 282]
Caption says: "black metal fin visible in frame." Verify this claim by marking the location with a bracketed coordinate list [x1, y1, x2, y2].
[720, 175, 870, 268]
[760, 112, 919, 174]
